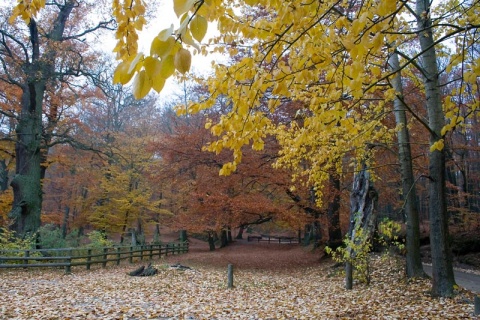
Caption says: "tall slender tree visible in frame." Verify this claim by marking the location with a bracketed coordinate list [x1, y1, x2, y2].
[388, 52, 424, 278]
[415, 0, 455, 296]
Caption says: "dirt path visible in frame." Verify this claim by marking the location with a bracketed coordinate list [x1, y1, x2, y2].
[423, 264, 480, 294]
[163, 238, 323, 270]
[165, 237, 480, 295]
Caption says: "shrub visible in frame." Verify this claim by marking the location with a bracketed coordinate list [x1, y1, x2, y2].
[0, 227, 38, 263]
[86, 230, 114, 248]
[325, 228, 372, 284]
[37, 224, 67, 249]
[377, 218, 404, 251]
[0, 227, 35, 251]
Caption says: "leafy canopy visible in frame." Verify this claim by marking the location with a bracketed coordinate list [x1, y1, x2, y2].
[11, 0, 479, 203]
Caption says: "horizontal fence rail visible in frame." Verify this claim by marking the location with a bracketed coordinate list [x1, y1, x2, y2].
[0, 242, 188, 273]
[247, 235, 299, 244]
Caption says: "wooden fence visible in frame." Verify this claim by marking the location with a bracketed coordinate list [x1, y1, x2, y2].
[0, 242, 188, 273]
[247, 235, 299, 244]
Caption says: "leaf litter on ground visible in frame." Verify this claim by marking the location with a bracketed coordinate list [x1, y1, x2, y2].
[0, 242, 478, 319]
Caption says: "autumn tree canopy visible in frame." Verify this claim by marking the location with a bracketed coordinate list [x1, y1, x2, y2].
[2, 0, 115, 235]
[9, 0, 480, 298]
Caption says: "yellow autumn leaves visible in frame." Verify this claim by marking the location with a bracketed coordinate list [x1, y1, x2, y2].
[10, 0, 480, 169]
[109, 0, 211, 99]
[9, 0, 45, 23]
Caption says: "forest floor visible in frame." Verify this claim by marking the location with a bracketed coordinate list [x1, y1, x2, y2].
[1, 237, 479, 319]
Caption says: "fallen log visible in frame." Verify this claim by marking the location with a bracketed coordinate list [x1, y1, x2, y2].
[128, 265, 145, 276]
[141, 264, 158, 276]
[128, 263, 158, 276]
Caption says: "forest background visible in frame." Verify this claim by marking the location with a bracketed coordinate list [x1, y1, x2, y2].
[0, 0, 479, 299]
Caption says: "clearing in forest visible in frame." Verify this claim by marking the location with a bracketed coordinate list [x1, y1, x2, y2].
[0, 239, 478, 319]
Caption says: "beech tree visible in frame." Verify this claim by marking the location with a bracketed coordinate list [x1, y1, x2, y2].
[388, 52, 424, 277]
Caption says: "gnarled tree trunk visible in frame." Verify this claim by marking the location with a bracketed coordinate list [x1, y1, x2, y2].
[346, 165, 378, 289]
[8, 2, 75, 236]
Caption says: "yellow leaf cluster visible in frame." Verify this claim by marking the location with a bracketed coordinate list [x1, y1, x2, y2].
[112, 0, 147, 60]
[9, 0, 45, 24]
[111, 0, 223, 97]
[430, 139, 445, 152]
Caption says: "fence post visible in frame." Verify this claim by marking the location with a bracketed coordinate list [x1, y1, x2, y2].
[129, 246, 133, 264]
[158, 245, 162, 258]
[23, 250, 29, 269]
[227, 264, 234, 289]
[149, 245, 153, 260]
[116, 247, 121, 266]
[102, 248, 108, 268]
[86, 249, 92, 270]
[475, 295, 480, 316]
[140, 245, 144, 261]
[65, 249, 72, 274]
[65, 258, 71, 274]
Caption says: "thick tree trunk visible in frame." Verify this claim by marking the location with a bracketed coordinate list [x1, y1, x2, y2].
[8, 2, 75, 236]
[179, 229, 188, 242]
[235, 226, 245, 239]
[388, 52, 424, 278]
[9, 81, 44, 236]
[346, 165, 378, 289]
[416, 0, 455, 297]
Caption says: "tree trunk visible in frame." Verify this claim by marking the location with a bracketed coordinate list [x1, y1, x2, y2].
[220, 229, 228, 248]
[235, 226, 245, 239]
[327, 174, 343, 249]
[179, 229, 187, 242]
[9, 80, 44, 236]
[207, 232, 216, 251]
[416, 0, 455, 297]
[136, 218, 144, 245]
[227, 227, 233, 243]
[8, 2, 75, 236]
[153, 223, 161, 244]
[346, 165, 378, 289]
[303, 224, 312, 246]
[61, 206, 70, 239]
[388, 52, 424, 278]
[0, 160, 8, 192]
[131, 229, 137, 246]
